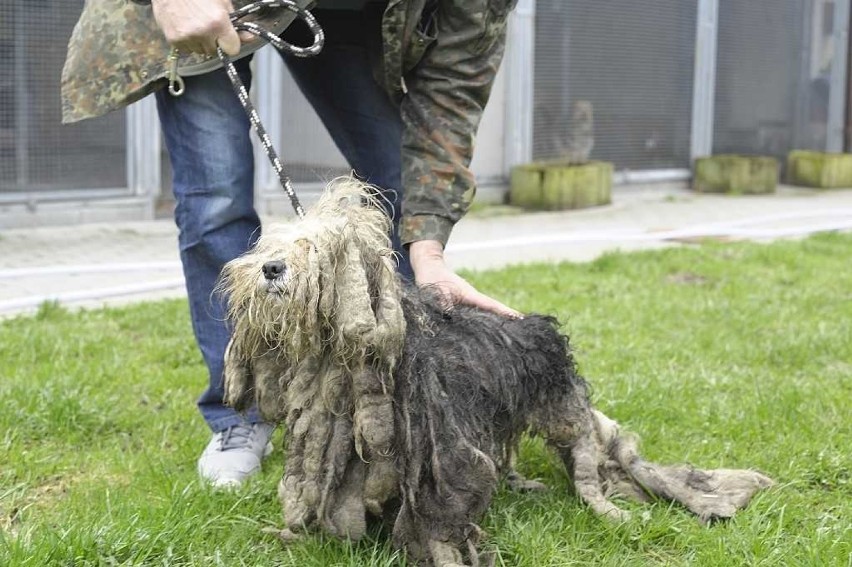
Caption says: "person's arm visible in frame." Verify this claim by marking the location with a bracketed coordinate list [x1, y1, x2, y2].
[151, 0, 242, 56]
[400, 1, 520, 317]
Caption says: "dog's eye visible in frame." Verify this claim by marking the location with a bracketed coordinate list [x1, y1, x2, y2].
[262, 261, 287, 281]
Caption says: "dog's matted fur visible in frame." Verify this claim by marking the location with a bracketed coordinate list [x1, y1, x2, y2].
[220, 178, 773, 566]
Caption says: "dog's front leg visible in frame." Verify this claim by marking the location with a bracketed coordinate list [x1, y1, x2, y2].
[351, 365, 398, 514]
[278, 355, 341, 531]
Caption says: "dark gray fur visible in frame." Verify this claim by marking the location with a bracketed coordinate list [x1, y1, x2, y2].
[229, 285, 772, 566]
[389, 289, 595, 563]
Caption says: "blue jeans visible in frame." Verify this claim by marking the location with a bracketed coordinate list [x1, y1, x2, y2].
[156, 26, 409, 432]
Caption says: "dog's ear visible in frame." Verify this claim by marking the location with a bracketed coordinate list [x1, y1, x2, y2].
[363, 247, 405, 362]
[296, 230, 344, 317]
[315, 239, 337, 318]
[333, 238, 377, 348]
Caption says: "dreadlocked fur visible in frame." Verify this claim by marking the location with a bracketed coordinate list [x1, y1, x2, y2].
[220, 178, 773, 566]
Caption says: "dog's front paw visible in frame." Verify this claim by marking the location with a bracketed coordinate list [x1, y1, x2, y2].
[262, 526, 304, 544]
[602, 506, 632, 523]
[428, 539, 467, 567]
[506, 470, 549, 493]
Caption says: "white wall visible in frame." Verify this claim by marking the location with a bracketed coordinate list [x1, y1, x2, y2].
[471, 61, 507, 182]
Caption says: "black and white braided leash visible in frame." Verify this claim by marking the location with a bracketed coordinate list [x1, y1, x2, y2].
[171, 0, 325, 219]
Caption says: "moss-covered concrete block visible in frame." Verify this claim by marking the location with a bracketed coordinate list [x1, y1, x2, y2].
[787, 150, 852, 188]
[693, 155, 778, 195]
[509, 161, 613, 211]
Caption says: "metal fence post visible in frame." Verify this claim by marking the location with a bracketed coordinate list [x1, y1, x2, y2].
[14, 6, 29, 189]
[126, 96, 162, 218]
[504, 0, 536, 175]
[253, 47, 285, 203]
[828, 0, 850, 152]
[690, 0, 718, 161]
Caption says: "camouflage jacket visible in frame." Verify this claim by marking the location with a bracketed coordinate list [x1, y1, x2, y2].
[61, 0, 515, 245]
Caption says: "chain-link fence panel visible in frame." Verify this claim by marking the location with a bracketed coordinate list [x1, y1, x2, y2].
[713, 0, 845, 158]
[533, 0, 698, 170]
[0, 0, 127, 194]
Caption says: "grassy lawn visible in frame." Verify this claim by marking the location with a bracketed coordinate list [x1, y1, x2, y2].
[1, 233, 850, 566]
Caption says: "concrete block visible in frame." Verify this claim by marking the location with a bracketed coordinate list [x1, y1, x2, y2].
[693, 155, 778, 195]
[509, 161, 613, 211]
[787, 150, 852, 188]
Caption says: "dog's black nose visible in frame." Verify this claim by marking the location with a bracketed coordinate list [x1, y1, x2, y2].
[262, 261, 286, 281]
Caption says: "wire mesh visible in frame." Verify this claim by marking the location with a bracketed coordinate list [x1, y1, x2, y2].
[0, 0, 127, 194]
[713, 0, 840, 157]
[532, 0, 698, 170]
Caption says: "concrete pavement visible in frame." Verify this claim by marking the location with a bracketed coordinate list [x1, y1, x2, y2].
[2, 182, 852, 318]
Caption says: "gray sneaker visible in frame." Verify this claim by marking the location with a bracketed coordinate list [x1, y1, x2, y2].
[198, 422, 275, 488]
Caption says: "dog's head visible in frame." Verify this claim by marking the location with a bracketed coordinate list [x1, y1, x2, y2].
[220, 177, 405, 363]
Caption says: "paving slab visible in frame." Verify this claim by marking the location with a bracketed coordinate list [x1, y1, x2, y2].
[1, 183, 851, 318]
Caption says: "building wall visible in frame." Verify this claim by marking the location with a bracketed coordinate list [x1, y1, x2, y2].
[714, 0, 844, 155]
[471, 62, 507, 183]
[1, 1, 850, 228]
[530, 0, 848, 169]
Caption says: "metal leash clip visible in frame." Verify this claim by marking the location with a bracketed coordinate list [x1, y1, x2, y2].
[167, 48, 186, 97]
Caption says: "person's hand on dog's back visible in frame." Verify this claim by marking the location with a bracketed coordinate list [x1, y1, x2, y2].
[152, 0, 249, 56]
[409, 240, 522, 319]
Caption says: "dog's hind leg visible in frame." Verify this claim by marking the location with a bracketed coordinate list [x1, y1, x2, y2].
[559, 429, 631, 522]
[428, 540, 466, 567]
[505, 447, 549, 493]
[544, 408, 631, 522]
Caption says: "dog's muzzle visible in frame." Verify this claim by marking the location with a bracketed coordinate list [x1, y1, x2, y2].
[262, 261, 287, 281]
[262, 260, 289, 294]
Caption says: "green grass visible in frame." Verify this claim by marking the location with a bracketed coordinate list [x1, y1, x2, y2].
[2, 233, 851, 566]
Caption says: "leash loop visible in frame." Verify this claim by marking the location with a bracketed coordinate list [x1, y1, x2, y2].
[229, 0, 325, 58]
[168, 0, 325, 219]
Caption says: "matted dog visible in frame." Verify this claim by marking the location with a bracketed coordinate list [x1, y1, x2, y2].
[220, 178, 772, 566]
